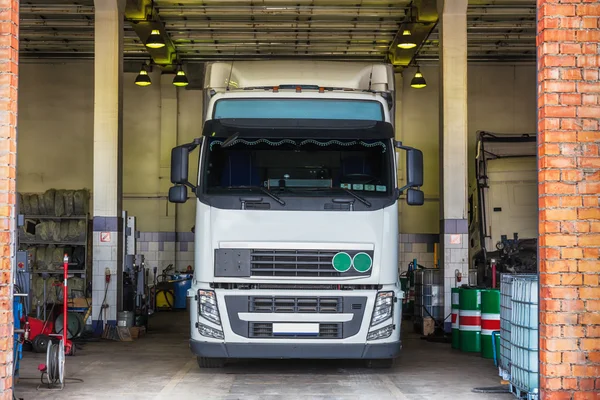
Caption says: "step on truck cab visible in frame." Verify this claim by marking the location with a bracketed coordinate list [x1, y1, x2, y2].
[167, 61, 425, 368]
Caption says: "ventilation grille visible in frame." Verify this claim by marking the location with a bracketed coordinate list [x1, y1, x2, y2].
[319, 323, 342, 338]
[250, 322, 273, 338]
[250, 249, 340, 277]
[249, 297, 342, 313]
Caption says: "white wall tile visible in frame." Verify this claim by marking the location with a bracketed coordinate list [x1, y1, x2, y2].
[412, 243, 428, 253]
[94, 247, 112, 261]
[158, 251, 175, 262]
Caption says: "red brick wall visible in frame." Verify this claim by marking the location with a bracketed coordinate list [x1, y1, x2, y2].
[0, 0, 17, 398]
[538, 1, 600, 399]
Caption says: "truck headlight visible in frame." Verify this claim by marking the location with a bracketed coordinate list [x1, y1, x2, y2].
[199, 290, 221, 325]
[367, 324, 394, 341]
[371, 291, 394, 326]
[198, 323, 224, 340]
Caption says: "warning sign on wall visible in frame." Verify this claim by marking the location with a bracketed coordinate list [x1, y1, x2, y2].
[100, 232, 111, 243]
[450, 234, 461, 245]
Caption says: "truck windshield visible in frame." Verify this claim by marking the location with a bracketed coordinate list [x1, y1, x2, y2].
[213, 99, 384, 121]
[202, 137, 393, 196]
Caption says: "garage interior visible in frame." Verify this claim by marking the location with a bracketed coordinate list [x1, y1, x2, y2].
[0, 0, 598, 399]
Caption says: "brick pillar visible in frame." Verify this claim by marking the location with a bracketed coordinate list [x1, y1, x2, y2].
[538, 2, 600, 399]
[0, 1, 18, 398]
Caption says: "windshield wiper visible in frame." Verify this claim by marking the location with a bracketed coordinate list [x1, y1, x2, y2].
[341, 188, 371, 208]
[260, 187, 286, 206]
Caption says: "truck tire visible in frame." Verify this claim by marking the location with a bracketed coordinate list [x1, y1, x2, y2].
[365, 358, 395, 369]
[197, 357, 226, 368]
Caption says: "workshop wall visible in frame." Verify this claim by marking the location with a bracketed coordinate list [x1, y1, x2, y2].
[17, 61, 535, 274]
[399, 63, 537, 235]
[17, 61, 200, 276]
[396, 64, 536, 271]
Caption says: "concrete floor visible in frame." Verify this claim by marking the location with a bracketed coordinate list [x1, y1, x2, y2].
[15, 312, 511, 400]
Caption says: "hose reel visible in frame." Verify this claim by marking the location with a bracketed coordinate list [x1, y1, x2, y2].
[41, 339, 64, 389]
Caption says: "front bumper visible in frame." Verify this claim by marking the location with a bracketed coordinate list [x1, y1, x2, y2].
[189, 339, 401, 359]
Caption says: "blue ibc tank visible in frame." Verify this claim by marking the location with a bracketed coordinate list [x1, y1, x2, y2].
[173, 274, 193, 309]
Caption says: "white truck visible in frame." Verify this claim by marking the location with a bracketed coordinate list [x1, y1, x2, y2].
[168, 61, 424, 368]
[469, 132, 538, 286]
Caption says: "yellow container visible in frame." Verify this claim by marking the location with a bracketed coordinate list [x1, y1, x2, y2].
[156, 289, 175, 310]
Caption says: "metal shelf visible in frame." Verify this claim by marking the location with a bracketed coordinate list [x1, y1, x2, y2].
[33, 270, 86, 275]
[22, 215, 88, 220]
[17, 211, 90, 320]
[19, 240, 86, 246]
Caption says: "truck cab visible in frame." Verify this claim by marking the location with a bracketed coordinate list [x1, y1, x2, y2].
[168, 61, 424, 368]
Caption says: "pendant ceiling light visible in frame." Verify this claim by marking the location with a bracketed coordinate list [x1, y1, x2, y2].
[397, 29, 417, 49]
[145, 29, 165, 49]
[135, 65, 152, 87]
[172, 65, 189, 87]
[410, 67, 427, 89]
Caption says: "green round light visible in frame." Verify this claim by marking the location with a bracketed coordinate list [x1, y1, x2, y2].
[353, 252, 372, 273]
[332, 252, 352, 272]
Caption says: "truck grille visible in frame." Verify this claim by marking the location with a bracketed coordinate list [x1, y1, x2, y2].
[250, 249, 369, 277]
[249, 297, 342, 313]
[319, 323, 342, 338]
[250, 323, 273, 337]
[249, 322, 342, 339]
[225, 295, 367, 340]
[215, 248, 373, 278]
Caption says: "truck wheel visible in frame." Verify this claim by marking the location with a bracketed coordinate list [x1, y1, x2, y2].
[365, 358, 395, 369]
[197, 357, 226, 368]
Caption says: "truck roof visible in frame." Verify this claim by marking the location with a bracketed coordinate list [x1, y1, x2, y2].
[204, 60, 394, 93]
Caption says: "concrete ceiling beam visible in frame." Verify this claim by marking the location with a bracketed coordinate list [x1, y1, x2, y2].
[124, 0, 177, 70]
[388, 0, 437, 68]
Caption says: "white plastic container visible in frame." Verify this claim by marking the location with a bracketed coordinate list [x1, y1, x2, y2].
[499, 273, 536, 379]
[499, 274, 514, 377]
[510, 276, 538, 394]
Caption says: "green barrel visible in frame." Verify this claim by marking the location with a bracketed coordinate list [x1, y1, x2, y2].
[481, 289, 501, 359]
[459, 288, 482, 353]
[451, 288, 460, 349]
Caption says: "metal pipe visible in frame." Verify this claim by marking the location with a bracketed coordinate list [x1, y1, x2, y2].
[157, 5, 410, 11]
[20, 5, 95, 14]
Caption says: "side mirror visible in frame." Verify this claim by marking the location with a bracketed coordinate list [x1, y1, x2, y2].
[168, 185, 188, 204]
[171, 146, 190, 184]
[406, 148, 424, 187]
[407, 188, 424, 206]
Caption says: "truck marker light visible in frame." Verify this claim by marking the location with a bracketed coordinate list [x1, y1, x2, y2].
[353, 252, 373, 273]
[367, 324, 394, 341]
[332, 252, 352, 272]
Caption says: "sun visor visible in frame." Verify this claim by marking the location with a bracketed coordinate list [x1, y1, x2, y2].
[202, 119, 394, 140]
